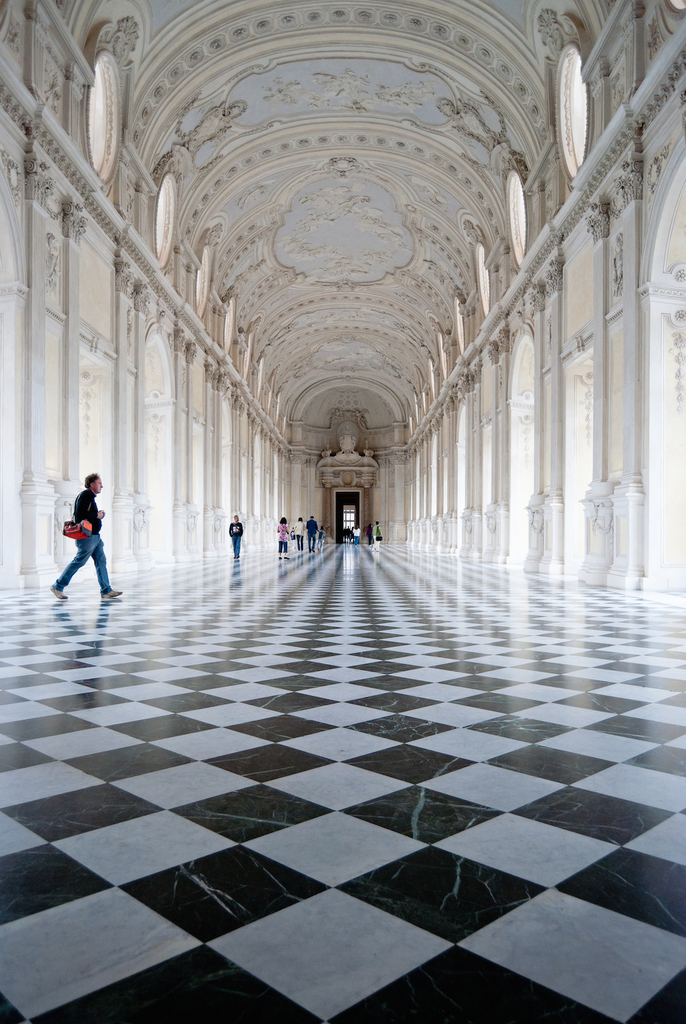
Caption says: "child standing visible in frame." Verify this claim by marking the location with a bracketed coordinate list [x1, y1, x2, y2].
[277, 517, 290, 559]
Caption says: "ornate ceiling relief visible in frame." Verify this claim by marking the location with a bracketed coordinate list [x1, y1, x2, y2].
[228, 59, 450, 124]
[275, 178, 413, 282]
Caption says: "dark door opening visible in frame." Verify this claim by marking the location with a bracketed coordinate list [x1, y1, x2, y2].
[335, 492, 360, 544]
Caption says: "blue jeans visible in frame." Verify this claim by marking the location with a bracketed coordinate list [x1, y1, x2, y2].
[308, 533, 316, 551]
[232, 535, 241, 557]
[54, 534, 111, 595]
[296, 535, 303, 550]
[354, 536, 359, 545]
[279, 541, 288, 554]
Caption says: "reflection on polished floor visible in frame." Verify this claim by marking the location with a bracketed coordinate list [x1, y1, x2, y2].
[1, 547, 686, 1022]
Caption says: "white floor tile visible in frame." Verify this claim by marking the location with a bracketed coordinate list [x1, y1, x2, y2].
[103, 682, 193, 701]
[573, 762, 686, 811]
[410, 729, 527, 762]
[70, 703, 172, 727]
[626, 813, 686, 866]
[422, 762, 563, 811]
[200, 682, 284, 702]
[302, 682, 385, 702]
[55, 810, 234, 884]
[152, 728, 270, 760]
[539, 729, 659, 762]
[269, 762, 410, 810]
[402, 703, 501, 728]
[210, 889, 450, 1020]
[293, 703, 390, 727]
[113, 761, 253, 808]
[0, 762, 99, 808]
[437, 813, 614, 886]
[0, 887, 199, 1019]
[0, 811, 46, 856]
[23, 727, 141, 760]
[400, 682, 484, 701]
[0, 702, 60, 724]
[180, 703, 280, 727]
[494, 683, 582, 702]
[460, 889, 686, 1022]
[282, 726, 397, 761]
[516, 704, 613, 728]
[245, 811, 424, 886]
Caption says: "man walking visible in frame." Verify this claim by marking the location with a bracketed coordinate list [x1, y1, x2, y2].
[229, 514, 243, 559]
[306, 515, 318, 552]
[51, 474, 122, 600]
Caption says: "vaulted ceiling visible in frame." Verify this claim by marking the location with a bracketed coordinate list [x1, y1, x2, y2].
[69, 0, 607, 430]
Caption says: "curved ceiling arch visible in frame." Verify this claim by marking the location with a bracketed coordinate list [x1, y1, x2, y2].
[66, 0, 608, 434]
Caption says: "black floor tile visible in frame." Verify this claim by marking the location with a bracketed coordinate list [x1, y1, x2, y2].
[625, 744, 686, 776]
[3, 783, 158, 841]
[339, 845, 543, 943]
[470, 715, 572, 743]
[349, 714, 453, 743]
[0, 714, 96, 741]
[331, 945, 615, 1024]
[230, 715, 332, 741]
[515, 787, 672, 845]
[345, 785, 500, 843]
[629, 965, 686, 1023]
[488, 745, 614, 785]
[40, 691, 129, 712]
[142, 692, 232, 713]
[0, 844, 110, 924]
[0, 991, 24, 1024]
[32, 945, 319, 1024]
[586, 716, 686, 743]
[66, 743, 193, 781]
[0, 742, 53, 773]
[557, 692, 649, 714]
[345, 744, 471, 783]
[209, 743, 333, 782]
[110, 716, 214, 741]
[173, 784, 328, 842]
[247, 692, 334, 713]
[559, 847, 686, 936]
[454, 692, 543, 714]
[122, 845, 325, 940]
[349, 692, 436, 713]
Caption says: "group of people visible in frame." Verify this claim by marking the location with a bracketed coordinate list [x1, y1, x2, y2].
[277, 516, 325, 558]
[52, 474, 384, 604]
[230, 514, 383, 560]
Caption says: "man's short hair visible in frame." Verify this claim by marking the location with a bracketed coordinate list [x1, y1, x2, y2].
[84, 473, 101, 489]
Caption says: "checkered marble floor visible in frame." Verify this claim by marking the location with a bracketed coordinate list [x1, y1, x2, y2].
[1, 546, 686, 1022]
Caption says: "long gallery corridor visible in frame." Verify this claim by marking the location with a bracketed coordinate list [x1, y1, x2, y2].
[0, 550, 685, 1022]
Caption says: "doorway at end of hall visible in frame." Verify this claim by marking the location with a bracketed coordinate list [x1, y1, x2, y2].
[335, 492, 360, 543]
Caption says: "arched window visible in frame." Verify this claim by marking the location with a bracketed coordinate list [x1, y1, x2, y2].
[557, 45, 588, 181]
[155, 174, 176, 268]
[507, 171, 527, 266]
[476, 242, 490, 316]
[196, 245, 211, 318]
[88, 53, 121, 184]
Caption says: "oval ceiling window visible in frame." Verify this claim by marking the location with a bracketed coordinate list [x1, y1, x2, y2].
[155, 173, 176, 267]
[557, 44, 588, 180]
[196, 245, 211, 318]
[476, 242, 490, 316]
[88, 52, 121, 184]
[507, 171, 527, 267]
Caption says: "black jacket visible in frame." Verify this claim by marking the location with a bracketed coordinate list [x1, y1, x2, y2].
[229, 521, 243, 537]
[74, 489, 101, 534]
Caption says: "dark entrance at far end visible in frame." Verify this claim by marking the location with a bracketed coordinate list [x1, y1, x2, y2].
[335, 492, 360, 544]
